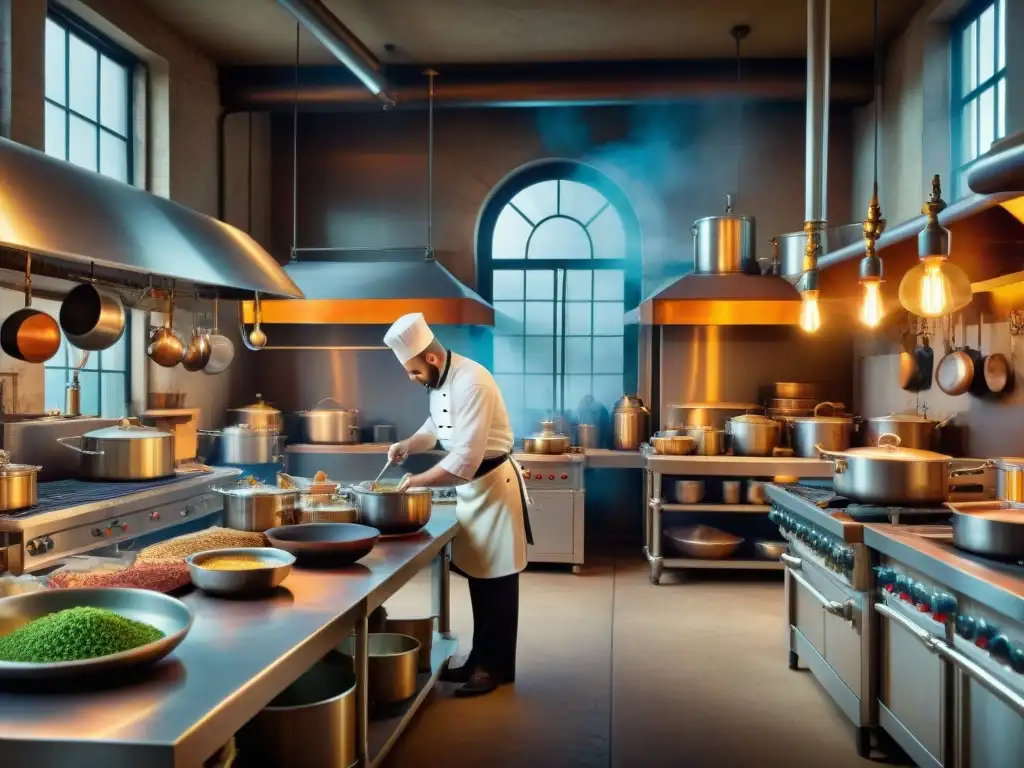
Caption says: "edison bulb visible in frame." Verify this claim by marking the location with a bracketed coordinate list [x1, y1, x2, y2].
[859, 280, 883, 328]
[898, 257, 972, 318]
[800, 290, 821, 333]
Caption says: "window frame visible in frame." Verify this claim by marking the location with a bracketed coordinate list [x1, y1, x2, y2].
[476, 160, 643, 420]
[950, 0, 1006, 198]
[45, 4, 137, 184]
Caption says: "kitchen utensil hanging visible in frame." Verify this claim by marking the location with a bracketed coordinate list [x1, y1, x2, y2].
[204, 296, 235, 374]
[975, 313, 1012, 396]
[965, 316, 989, 397]
[181, 308, 212, 372]
[898, 315, 933, 392]
[0, 255, 61, 363]
[936, 314, 974, 396]
[59, 281, 126, 351]
[239, 291, 267, 351]
[148, 288, 186, 368]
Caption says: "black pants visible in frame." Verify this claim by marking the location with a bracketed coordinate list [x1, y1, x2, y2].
[459, 570, 520, 681]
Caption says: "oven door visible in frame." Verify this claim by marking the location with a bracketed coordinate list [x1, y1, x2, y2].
[526, 489, 578, 561]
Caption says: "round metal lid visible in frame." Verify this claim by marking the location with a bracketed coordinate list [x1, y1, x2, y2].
[829, 434, 950, 462]
[731, 414, 778, 425]
[232, 394, 280, 414]
[217, 481, 298, 497]
[84, 419, 172, 440]
[866, 412, 936, 423]
[0, 463, 40, 477]
[993, 457, 1024, 470]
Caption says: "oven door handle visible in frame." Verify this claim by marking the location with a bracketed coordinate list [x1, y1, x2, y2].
[780, 553, 802, 569]
[875, 602, 1024, 717]
[786, 565, 856, 622]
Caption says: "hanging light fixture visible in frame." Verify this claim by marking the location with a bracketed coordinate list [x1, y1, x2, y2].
[858, 0, 885, 329]
[897, 175, 973, 318]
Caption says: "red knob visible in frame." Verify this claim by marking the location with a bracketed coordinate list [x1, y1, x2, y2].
[105, 528, 112, 537]
[151, 511, 160, 520]
[121, 523, 128, 532]
[548, 474, 555, 480]
[561, 473, 568, 479]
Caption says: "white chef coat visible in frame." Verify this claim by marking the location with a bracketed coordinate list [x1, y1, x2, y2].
[413, 352, 528, 578]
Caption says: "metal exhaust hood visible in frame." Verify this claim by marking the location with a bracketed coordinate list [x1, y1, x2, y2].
[0, 137, 303, 299]
[626, 271, 803, 326]
[240, 248, 494, 326]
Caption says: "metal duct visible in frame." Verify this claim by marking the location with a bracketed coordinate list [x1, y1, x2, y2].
[805, 0, 830, 223]
[967, 131, 1024, 194]
[0, 137, 303, 299]
[220, 60, 874, 111]
[276, 0, 395, 106]
[626, 273, 803, 326]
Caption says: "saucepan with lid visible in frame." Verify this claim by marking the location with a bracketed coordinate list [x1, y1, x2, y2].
[863, 412, 956, 451]
[817, 433, 991, 506]
[0, 450, 40, 513]
[215, 477, 299, 532]
[522, 421, 570, 454]
[296, 398, 360, 445]
[726, 414, 782, 457]
[788, 402, 856, 458]
[57, 419, 176, 481]
[346, 483, 432, 535]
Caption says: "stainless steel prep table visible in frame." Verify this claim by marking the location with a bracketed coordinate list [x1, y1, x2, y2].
[0, 510, 460, 768]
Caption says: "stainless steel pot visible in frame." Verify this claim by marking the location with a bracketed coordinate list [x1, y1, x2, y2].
[522, 421, 570, 454]
[199, 425, 284, 465]
[863, 412, 956, 451]
[337, 633, 420, 705]
[947, 501, 1024, 559]
[575, 423, 599, 449]
[296, 495, 359, 524]
[650, 433, 695, 455]
[612, 395, 650, 450]
[789, 403, 856, 458]
[666, 402, 762, 430]
[57, 419, 175, 480]
[673, 480, 704, 504]
[726, 415, 781, 457]
[664, 525, 743, 559]
[691, 197, 757, 274]
[746, 481, 767, 505]
[818, 433, 991, 506]
[683, 426, 726, 456]
[227, 395, 283, 433]
[297, 398, 360, 444]
[385, 617, 436, 672]
[58, 283, 126, 351]
[994, 458, 1024, 503]
[347, 484, 432, 535]
[0, 451, 39, 512]
[215, 479, 299, 532]
[722, 480, 742, 505]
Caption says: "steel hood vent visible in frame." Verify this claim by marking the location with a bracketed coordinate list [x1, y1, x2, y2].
[626, 272, 803, 326]
[240, 249, 494, 326]
[0, 137, 302, 299]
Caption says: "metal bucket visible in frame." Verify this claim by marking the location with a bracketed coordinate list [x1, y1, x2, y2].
[385, 617, 436, 672]
[238, 653, 356, 768]
[337, 633, 420, 705]
[692, 214, 756, 274]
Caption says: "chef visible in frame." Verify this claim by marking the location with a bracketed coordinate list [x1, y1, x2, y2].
[384, 312, 532, 697]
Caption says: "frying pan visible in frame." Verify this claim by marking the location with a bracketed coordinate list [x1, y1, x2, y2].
[967, 320, 991, 397]
[898, 331, 934, 392]
[946, 501, 1024, 560]
[265, 522, 380, 565]
[0, 256, 61, 363]
[974, 317, 1013, 396]
[936, 316, 975, 396]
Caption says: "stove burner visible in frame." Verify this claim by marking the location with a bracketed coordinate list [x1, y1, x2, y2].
[0, 476, 195, 519]
[778, 484, 950, 522]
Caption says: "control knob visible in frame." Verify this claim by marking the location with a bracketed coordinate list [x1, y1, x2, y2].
[26, 536, 54, 556]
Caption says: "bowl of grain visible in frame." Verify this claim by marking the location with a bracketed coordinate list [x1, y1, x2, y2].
[186, 547, 295, 596]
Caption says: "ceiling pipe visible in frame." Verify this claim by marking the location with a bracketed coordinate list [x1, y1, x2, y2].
[220, 59, 873, 111]
[275, 0, 395, 106]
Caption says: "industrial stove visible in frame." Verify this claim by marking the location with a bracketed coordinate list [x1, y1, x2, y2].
[513, 452, 585, 573]
[0, 467, 239, 575]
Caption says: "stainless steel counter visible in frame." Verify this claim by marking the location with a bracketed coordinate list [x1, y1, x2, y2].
[645, 453, 832, 477]
[0, 510, 460, 768]
[863, 525, 1024, 622]
[583, 449, 645, 469]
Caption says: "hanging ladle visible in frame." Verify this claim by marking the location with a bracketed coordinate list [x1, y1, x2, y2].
[148, 288, 186, 367]
[181, 307, 212, 372]
[238, 291, 267, 351]
[0, 255, 61, 363]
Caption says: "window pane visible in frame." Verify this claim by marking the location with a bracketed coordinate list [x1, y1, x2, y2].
[592, 374, 623, 411]
[979, 5, 995, 83]
[564, 375, 591, 413]
[69, 114, 98, 171]
[589, 206, 627, 259]
[593, 302, 624, 335]
[565, 337, 591, 374]
[962, 99, 977, 163]
[524, 375, 555, 416]
[43, 368, 67, 412]
[99, 56, 128, 135]
[102, 327, 128, 371]
[510, 181, 556, 224]
[593, 270, 624, 301]
[495, 374, 524, 437]
[493, 336, 524, 373]
[999, 0, 1006, 70]
[593, 337, 624, 373]
[494, 302, 524, 335]
[525, 270, 554, 299]
[492, 270, 524, 300]
[528, 217, 590, 259]
[78, 370, 100, 417]
[962, 22, 977, 96]
[979, 86, 995, 155]
[524, 337, 554, 373]
[101, 373, 126, 418]
[492, 206, 531, 260]
[559, 180, 608, 223]
[998, 78, 1006, 139]
[564, 302, 591, 335]
[524, 301, 554, 335]
[45, 19, 66, 105]
[564, 270, 592, 300]
[68, 35, 98, 120]
[100, 132, 128, 182]
[45, 103, 67, 160]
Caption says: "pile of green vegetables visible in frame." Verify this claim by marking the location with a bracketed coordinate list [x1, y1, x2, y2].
[0, 607, 164, 663]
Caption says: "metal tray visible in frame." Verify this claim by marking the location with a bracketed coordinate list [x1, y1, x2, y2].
[186, 547, 295, 596]
[0, 587, 191, 680]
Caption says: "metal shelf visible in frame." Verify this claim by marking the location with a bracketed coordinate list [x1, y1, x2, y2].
[659, 503, 770, 513]
[663, 558, 785, 571]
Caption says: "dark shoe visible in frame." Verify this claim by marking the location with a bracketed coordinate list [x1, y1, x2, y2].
[453, 668, 498, 697]
[440, 661, 474, 684]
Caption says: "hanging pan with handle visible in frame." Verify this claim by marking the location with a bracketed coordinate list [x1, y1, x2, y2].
[203, 296, 235, 375]
[974, 316, 1013, 397]
[0, 255, 61, 364]
[936, 315, 975, 396]
[59, 281, 126, 351]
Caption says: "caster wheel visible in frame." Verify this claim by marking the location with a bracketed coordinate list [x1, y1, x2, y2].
[572, 565, 582, 575]
[649, 572, 661, 585]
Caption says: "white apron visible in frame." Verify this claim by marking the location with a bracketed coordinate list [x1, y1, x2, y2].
[452, 458, 531, 579]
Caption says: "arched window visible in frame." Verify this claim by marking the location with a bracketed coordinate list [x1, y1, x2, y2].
[476, 161, 641, 439]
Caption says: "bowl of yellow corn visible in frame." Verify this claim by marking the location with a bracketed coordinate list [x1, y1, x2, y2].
[186, 547, 295, 596]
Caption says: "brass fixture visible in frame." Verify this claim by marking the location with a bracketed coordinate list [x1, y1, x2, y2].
[898, 176, 973, 318]
[798, 220, 825, 333]
[858, 0, 886, 329]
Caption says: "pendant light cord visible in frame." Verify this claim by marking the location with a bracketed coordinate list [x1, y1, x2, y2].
[292, 22, 299, 261]
[730, 25, 749, 209]
[247, 113, 253, 234]
[872, 0, 880, 197]
[427, 70, 435, 256]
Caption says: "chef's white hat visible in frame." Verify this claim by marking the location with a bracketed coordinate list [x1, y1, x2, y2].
[383, 313, 435, 364]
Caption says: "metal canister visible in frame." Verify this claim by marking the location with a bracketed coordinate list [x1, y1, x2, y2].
[575, 424, 599, 449]
[691, 196, 756, 274]
[994, 458, 1024, 503]
[611, 395, 649, 451]
[64, 377, 81, 418]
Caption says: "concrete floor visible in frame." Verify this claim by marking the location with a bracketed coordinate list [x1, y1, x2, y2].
[381, 558, 902, 768]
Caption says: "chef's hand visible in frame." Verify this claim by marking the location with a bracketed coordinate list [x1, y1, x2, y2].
[396, 473, 415, 492]
[388, 441, 408, 465]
